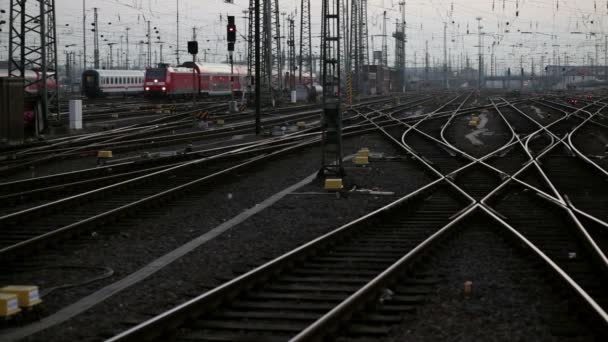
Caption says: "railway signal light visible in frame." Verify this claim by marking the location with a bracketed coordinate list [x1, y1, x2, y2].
[227, 16, 236, 44]
[188, 41, 198, 55]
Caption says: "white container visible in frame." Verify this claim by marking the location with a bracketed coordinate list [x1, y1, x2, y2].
[69, 99, 83, 130]
[291, 90, 297, 103]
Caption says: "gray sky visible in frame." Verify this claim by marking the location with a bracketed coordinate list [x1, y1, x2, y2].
[0, 0, 605, 72]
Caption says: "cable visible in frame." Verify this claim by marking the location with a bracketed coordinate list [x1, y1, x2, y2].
[11, 265, 116, 297]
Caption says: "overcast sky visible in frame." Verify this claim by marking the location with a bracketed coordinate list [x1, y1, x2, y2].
[0, 0, 605, 72]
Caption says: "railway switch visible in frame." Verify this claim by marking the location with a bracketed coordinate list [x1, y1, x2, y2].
[0, 285, 42, 308]
[0, 293, 21, 317]
[324, 178, 344, 190]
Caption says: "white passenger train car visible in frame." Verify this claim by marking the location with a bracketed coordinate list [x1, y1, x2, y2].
[82, 69, 145, 97]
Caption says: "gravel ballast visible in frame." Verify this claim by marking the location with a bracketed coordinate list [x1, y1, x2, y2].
[381, 218, 600, 341]
[3, 131, 432, 341]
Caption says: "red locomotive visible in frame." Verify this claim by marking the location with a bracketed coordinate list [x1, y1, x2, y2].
[144, 62, 248, 97]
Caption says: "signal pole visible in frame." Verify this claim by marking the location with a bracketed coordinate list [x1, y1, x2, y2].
[126, 27, 130, 69]
[147, 20, 151, 67]
[83, 0, 86, 69]
[381, 11, 387, 66]
[320, 0, 344, 177]
[476, 16, 483, 89]
[9, 0, 59, 132]
[255, 0, 261, 134]
[108, 42, 116, 69]
[425, 40, 429, 81]
[93, 7, 99, 69]
[299, 0, 312, 85]
[443, 21, 448, 89]
[176, 0, 180, 65]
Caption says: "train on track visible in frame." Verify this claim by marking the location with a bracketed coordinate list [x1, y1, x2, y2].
[0, 68, 57, 95]
[81, 63, 248, 98]
[144, 62, 248, 97]
[82, 69, 146, 98]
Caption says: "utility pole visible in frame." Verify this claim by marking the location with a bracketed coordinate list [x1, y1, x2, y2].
[360, 0, 369, 65]
[125, 27, 130, 69]
[425, 40, 429, 81]
[83, 0, 86, 70]
[476, 16, 483, 89]
[595, 42, 599, 78]
[443, 21, 448, 89]
[381, 11, 387, 67]
[320, 0, 343, 177]
[137, 41, 143, 69]
[520, 54, 524, 90]
[93, 7, 99, 69]
[541, 54, 546, 88]
[288, 17, 295, 92]
[605, 35, 607, 80]
[401, 1, 406, 91]
[299, 0, 312, 85]
[108, 42, 116, 69]
[119, 35, 123, 68]
[176, 0, 180, 65]
[9, 0, 59, 132]
[65, 50, 71, 93]
[349, 0, 360, 92]
[147, 20, 151, 67]
[159, 42, 164, 64]
[255, 0, 261, 134]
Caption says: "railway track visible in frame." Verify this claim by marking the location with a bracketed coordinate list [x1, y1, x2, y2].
[0, 97, 437, 213]
[0, 133, 322, 261]
[0, 96, 412, 177]
[106, 94, 608, 341]
[0, 95, 444, 261]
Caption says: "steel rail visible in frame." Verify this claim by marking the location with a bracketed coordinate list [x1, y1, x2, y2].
[107, 94, 608, 342]
[387, 95, 608, 324]
[480, 99, 608, 292]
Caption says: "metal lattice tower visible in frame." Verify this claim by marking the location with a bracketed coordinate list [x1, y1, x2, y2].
[319, 0, 343, 177]
[393, 19, 405, 89]
[287, 17, 296, 91]
[340, 0, 349, 78]
[381, 11, 388, 67]
[8, 0, 59, 131]
[272, 0, 282, 93]
[476, 16, 483, 89]
[93, 7, 99, 69]
[349, 0, 360, 90]
[260, 0, 282, 104]
[247, 1, 255, 97]
[299, 0, 312, 85]
[360, 0, 369, 66]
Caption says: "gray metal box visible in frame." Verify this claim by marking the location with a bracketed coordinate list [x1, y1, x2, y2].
[0, 77, 24, 145]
